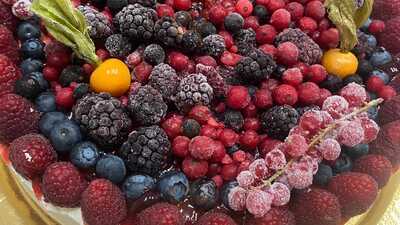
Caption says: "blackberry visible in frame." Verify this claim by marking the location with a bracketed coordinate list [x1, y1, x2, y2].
[253, 5, 269, 24]
[78, 6, 113, 39]
[105, 34, 132, 58]
[343, 74, 363, 86]
[143, 44, 165, 65]
[275, 28, 323, 64]
[14, 76, 41, 99]
[190, 18, 217, 38]
[196, 64, 228, 98]
[224, 110, 244, 132]
[114, 4, 158, 40]
[128, 85, 168, 126]
[260, 105, 299, 140]
[59, 65, 86, 87]
[181, 30, 203, 53]
[175, 73, 214, 113]
[182, 119, 201, 138]
[224, 13, 244, 34]
[320, 74, 343, 93]
[154, 16, 184, 47]
[296, 105, 320, 116]
[202, 34, 226, 57]
[175, 11, 192, 27]
[73, 93, 132, 148]
[118, 125, 171, 176]
[149, 63, 180, 102]
[107, 0, 128, 12]
[234, 28, 256, 56]
[235, 49, 277, 83]
[128, 0, 156, 8]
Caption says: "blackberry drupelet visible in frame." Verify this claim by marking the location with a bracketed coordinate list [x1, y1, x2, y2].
[148, 63, 180, 102]
[224, 110, 244, 131]
[181, 30, 202, 53]
[127, 85, 168, 126]
[235, 49, 277, 83]
[78, 6, 113, 39]
[175, 11, 192, 27]
[128, 0, 156, 8]
[260, 105, 299, 140]
[234, 28, 257, 56]
[105, 34, 132, 58]
[113, 4, 158, 40]
[154, 16, 184, 47]
[118, 125, 171, 176]
[73, 93, 132, 148]
[202, 34, 226, 57]
[175, 73, 214, 113]
[275, 28, 323, 65]
[143, 44, 165, 65]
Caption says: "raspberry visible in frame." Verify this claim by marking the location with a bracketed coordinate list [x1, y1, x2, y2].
[42, 162, 87, 207]
[305, 0, 325, 21]
[239, 130, 260, 150]
[284, 134, 308, 158]
[246, 190, 273, 218]
[237, 170, 255, 187]
[339, 82, 367, 107]
[168, 51, 189, 72]
[269, 182, 290, 206]
[182, 157, 209, 180]
[259, 138, 283, 157]
[188, 105, 212, 124]
[353, 154, 392, 189]
[282, 68, 303, 86]
[372, 0, 400, 21]
[0, 25, 19, 64]
[243, 118, 261, 131]
[219, 128, 240, 147]
[209, 5, 228, 25]
[378, 85, 397, 100]
[210, 140, 226, 162]
[368, 20, 385, 34]
[318, 138, 341, 161]
[138, 202, 184, 225]
[328, 172, 378, 217]
[370, 120, 400, 165]
[306, 64, 327, 84]
[285, 2, 304, 21]
[196, 212, 237, 225]
[359, 117, 379, 143]
[297, 82, 320, 105]
[299, 110, 323, 134]
[226, 86, 251, 109]
[256, 25, 277, 44]
[290, 188, 341, 225]
[322, 95, 349, 119]
[162, 114, 183, 138]
[317, 88, 332, 107]
[338, 121, 365, 147]
[272, 84, 298, 106]
[12, 0, 33, 20]
[172, 136, 190, 158]
[270, 9, 291, 30]
[367, 76, 385, 92]
[286, 161, 313, 189]
[81, 179, 127, 225]
[259, 44, 277, 58]
[189, 136, 215, 160]
[298, 17, 317, 34]
[228, 186, 248, 211]
[232, 150, 247, 162]
[249, 159, 269, 180]
[265, 148, 287, 170]
[276, 42, 299, 66]
[318, 28, 340, 49]
[254, 88, 273, 109]
[0, 1, 17, 31]
[267, 0, 285, 12]
[235, 0, 253, 17]
[246, 207, 296, 225]
[133, 61, 153, 83]
[0, 54, 21, 96]
[244, 16, 260, 32]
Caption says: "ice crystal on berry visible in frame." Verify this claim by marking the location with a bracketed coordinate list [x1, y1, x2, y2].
[286, 161, 313, 189]
[284, 134, 308, 158]
[268, 182, 291, 206]
[337, 120, 365, 147]
[237, 170, 255, 187]
[299, 110, 324, 134]
[246, 190, 273, 218]
[359, 117, 380, 143]
[249, 159, 269, 180]
[322, 95, 349, 119]
[228, 186, 247, 211]
[318, 138, 341, 161]
[340, 82, 367, 107]
[265, 148, 287, 170]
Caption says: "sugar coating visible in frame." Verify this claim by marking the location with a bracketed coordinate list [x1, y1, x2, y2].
[338, 120, 365, 147]
[299, 110, 324, 134]
[322, 95, 349, 119]
[228, 186, 248, 211]
[245, 189, 273, 218]
[249, 159, 269, 180]
[298, 155, 319, 175]
[318, 138, 341, 161]
[265, 148, 287, 170]
[284, 134, 308, 158]
[237, 170, 255, 188]
[359, 117, 380, 143]
[340, 82, 367, 107]
[286, 161, 313, 189]
[269, 182, 291, 206]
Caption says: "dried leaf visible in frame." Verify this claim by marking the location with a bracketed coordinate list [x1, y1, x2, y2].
[354, 0, 374, 28]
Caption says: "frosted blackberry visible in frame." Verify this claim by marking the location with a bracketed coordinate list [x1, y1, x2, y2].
[73, 93, 132, 148]
[128, 0, 156, 8]
[181, 30, 202, 53]
[190, 18, 217, 38]
[235, 49, 277, 83]
[175, 11, 192, 27]
[260, 105, 299, 140]
[105, 34, 132, 58]
[234, 28, 256, 56]
[175, 73, 214, 113]
[78, 6, 113, 39]
[154, 16, 184, 47]
[202, 34, 226, 57]
[118, 125, 171, 176]
[143, 44, 165, 65]
[224, 110, 244, 131]
[128, 85, 167, 126]
[275, 28, 323, 65]
[114, 4, 158, 40]
[149, 63, 180, 102]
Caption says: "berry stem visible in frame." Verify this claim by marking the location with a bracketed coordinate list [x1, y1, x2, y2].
[261, 98, 384, 187]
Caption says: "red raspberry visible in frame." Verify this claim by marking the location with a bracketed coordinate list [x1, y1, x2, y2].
[285, 2, 304, 21]
[221, 163, 238, 180]
[43, 66, 60, 81]
[168, 51, 189, 71]
[226, 86, 251, 109]
[318, 28, 340, 49]
[270, 9, 291, 30]
[267, 0, 285, 12]
[259, 138, 282, 157]
[196, 55, 218, 67]
[370, 120, 400, 165]
[82, 179, 127, 225]
[0, 94, 40, 143]
[246, 207, 296, 225]
[182, 157, 209, 179]
[294, 62, 309, 75]
[353, 154, 392, 188]
[276, 42, 299, 66]
[188, 105, 212, 124]
[133, 61, 153, 83]
[0, 25, 19, 64]
[172, 136, 190, 158]
[200, 124, 219, 139]
[260, 78, 280, 91]
[222, 154, 234, 165]
[304, 0, 325, 21]
[368, 20, 386, 34]
[367, 76, 385, 92]
[298, 17, 317, 34]
[243, 118, 260, 131]
[55, 86, 75, 109]
[9, 134, 57, 179]
[239, 130, 260, 150]
[0, 54, 21, 96]
[297, 82, 320, 105]
[272, 84, 298, 106]
[162, 114, 183, 138]
[290, 188, 341, 225]
[235, 0, 253, 17]
[378, 85, 397, 100]
[156, 4, 174, 17]
[282, 68, 303, 86]
[220, 51, 242, 66]
[259, 44, 277, 58]
[139, 202, 184, 225]
[0, 1, 17, 31]
[189, 136, 216, 160]
[173, 0, 191, 10]
[218, 31, 234, 49]
[209, 5, 228, 25]
[232, 150, 246, 163]
[219, 128, 239, 147]
[210, 140, 226, 162]
[306, 64, 327, 84]
[196, 212, 237, 225]
[317, 88, 332, 107]
[254, 88, 273, 109]
[318, 18, 331, 31]
[244, 16, 260, 31]
[255, 25, 277, 45]
[42, 162, 87, 207]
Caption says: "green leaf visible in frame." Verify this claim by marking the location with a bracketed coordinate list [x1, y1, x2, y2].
[354, 0, 374, 28]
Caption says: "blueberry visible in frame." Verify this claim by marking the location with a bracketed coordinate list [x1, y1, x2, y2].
[367, 105, 379, 120]
[221, 181, 238, 210]
[253, 5, 269, 24]
[360, 18, 372, 32]
[313, 164, 333, 186]
[70, 141, 100, 169]
[49, 120, 82, 153]
[199, 22, 217, 38]
[175, 11, 192, 27]
[96, 155, 126, 184]
[365, 34, 377, 49]
[190, 179, 219, 210]
[368, 91, 378, 100]
[20, 39, 44, 59]
[35, 92, 56, 112]
[157, 171, 189, 203]
[14, 76, 41, 99]
[17, 22, 41, 42]
[370, 47, 392, 67]
[39, 112, 68, 137]
[224, 13, 244, 33]
[344, 144, 369, 160]
[182, 119, 201, 138]
[20, 58, 43, 75]
[28, 72, 49, 90]
[333, 153, 353, 174]
[357, 59, 374, 79]
[122, 174, 155, 200]
[371, 70, 390, 84]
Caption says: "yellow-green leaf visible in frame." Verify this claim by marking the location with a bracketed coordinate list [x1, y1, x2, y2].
[354, 0, 374, 28]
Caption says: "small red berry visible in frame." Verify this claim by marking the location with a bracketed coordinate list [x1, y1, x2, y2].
[173, 0, 191, 10]
[161, 114, 183, 138]
[82, 63, 94, 75]
[220, 51, 242, 66]
[242, 103, 258, 118]
[244, 16, 260, 31]
[318, 18, 331, 31]
[133, 61, 153, 83]
[285, 2, 304, 21]
[367, 76, 385, 92]
[294, 62, 309, 75]
[156, 3, 174, 17]
[260, 78, 280, 91]
[272, 84, 298, 105]
[219, 128, 239, 147]
[305, 0, 325, 21]
[210, 140, 226, 162]
[318, 28, 340, 49]
[256, 24, 277, 44]
[168, 51, 189, 71]
[56, 87, 74, 109]
[209, 5, 228, 25]
[47, 52, 70, 69]
[226, 86, 251, 109]
[96, 49, 109, 61]
[233, 150, 246, 162]
[259, 138, 282, 157]
[244, 118, 260, 131]
[43, 66, 60, 81]
[240, 130, 260, 150]
[182, 157, 209, 180]
[172, 136, 190, 158]
[282, 68, 303, 86]
[317, 88, 332, 107]
[297, 82, 321, 105]
[259, 44, 277, 58]
[298, 17, 318, 34]
[276, 42, 299, 66]
[369, 20, 385, 34]
[270, 9, 291, 30]
[378, 85, 397, 100]
[221, 154, 234, 164]
[188, 105, 212, 124]
[267, 0, 285, 12]
[189, 136, 215, 160]
[254, 88, 273, 109]
[212, 175, 223, 187]
[306, 64, 327, 84]
[235, 0, 254, 17]
[221, 163, 238, 181]
[218, 31, 234, 49]
[256, 0, 270, 7]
